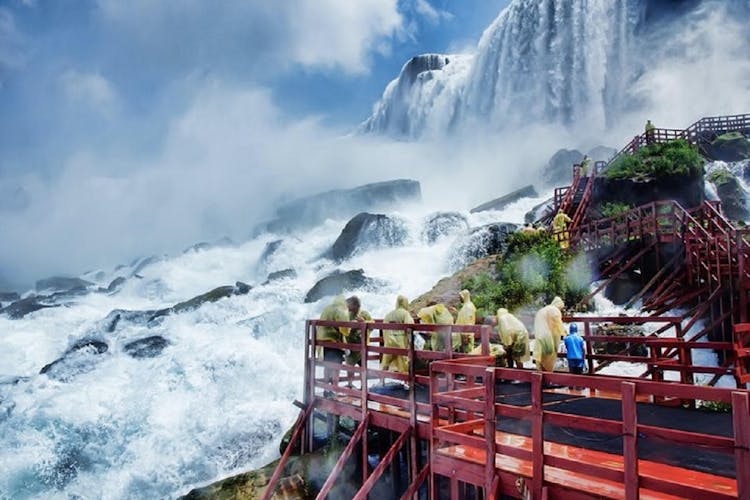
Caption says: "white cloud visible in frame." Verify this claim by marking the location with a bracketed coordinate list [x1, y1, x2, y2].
[0, 7, 27, 81]
[414, 0, 453, 25]
[95, 0, 406, 76]
[60, 70, 120, 118]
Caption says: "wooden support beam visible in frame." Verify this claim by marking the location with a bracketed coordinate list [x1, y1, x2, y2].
[316, 413, 370, 500]
[399, 464, 429, 500]
[353, 427, 410, 500]
[262, 402, 315, 500]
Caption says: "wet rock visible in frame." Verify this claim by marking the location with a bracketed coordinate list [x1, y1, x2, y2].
[448, 223, 518, 271]
[592, 323, 647, 357]
[587, 145, 617, 163]
[123, 336, 170, 358]
[304, 269, 379, 303]
[35, 276, 94, 293]
[131, 255, 162, 276]
[0, 296, 58, 319]
[330, 212, 408, 262]
[411, 256, 497, 313]
[604, 272, 642, 305]
[105, 277, 127, 293]
[525, 198, 554, 224]
[234, 281, 252, 295]
[0, 291, 20, 308]
[259, 240, 283, 264]
[264, 269, 297, 284]
[707, 167, 749, 221]
[542, 149, 584, 187]
[703, 132, 750, 162]
[470, 185, 538, 213]
[260, 179, 422, 233]
[421, 212, 469, 244]
[40, 339, 109, 381]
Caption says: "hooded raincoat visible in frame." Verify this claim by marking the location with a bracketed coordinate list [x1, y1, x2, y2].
[497, 308, 530, 364]
[381, 295, 414, 373]
[532, 297, 566, 372]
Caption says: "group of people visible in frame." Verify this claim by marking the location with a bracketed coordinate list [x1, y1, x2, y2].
[316, 292, 586, 377]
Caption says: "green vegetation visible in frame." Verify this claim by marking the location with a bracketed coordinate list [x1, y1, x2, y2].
[706, 167, 734, 187]
[600, 202, 632, 218]
[698, 399, 732, 413]
[463, 231, 589, 316]
[606, 139, 704, 181]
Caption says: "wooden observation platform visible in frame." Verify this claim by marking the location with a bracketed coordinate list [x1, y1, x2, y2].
[263, 115, 750, 499]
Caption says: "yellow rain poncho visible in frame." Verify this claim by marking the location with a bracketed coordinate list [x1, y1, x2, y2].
[497, 308, 530, 366]
[316, 296, 351, 342]
[418, 303, 454, 351]
[455, 290, 476, 353]
[532, 297, 566, 372]
[470, 343, 507, 366]
[552, 211, 573, 249]
[346, 308, 373, 366]
[381, 295, 414, 373]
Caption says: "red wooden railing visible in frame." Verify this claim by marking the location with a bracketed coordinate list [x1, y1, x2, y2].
[428, 361, 750, 499]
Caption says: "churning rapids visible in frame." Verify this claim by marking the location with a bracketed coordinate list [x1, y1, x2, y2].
[0, 193, 556, 499]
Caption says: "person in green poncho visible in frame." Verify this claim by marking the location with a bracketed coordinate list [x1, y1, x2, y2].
[344, 295, 373, 366]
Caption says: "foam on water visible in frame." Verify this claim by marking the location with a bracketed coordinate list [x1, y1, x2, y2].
[0, 197, 542, 499]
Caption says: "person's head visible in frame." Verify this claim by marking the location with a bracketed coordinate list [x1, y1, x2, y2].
[459, 289, 471, 304]
[569, 323, 578, 335]
[346, 296, 361, 316]
[396, 295, 409, 309]
[551, 296, 565, 311]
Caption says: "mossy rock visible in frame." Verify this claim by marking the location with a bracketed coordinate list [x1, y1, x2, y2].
[704, 132, 750, 162]
[707, 168, 749, 221]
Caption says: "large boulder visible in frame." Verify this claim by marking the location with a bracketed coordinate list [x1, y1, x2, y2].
[0, 296, 58, 319]
[703, 132, 750, 162]
[153, 282, 253, 319]
[35, 276, 94, 293]
[448, 223, 518, 271]
[421, 212, 469, 244]
[260, 179, 421, 233]
[330, 212, 408, 262]
[0, 291, 20, 305]
[604, 271, 642, 305]
[586, 145, 617, 163]
[304, 269, 379, 303]
[707, 167, 749, 221]
[542, 149, 584, 188]
[123, 336, 170, 358]
[264, 269, 297, 284]
[470, 185, 538, 214]
[40, 339, 109, 382]
[593, 169, 705, 211]
[592, 324, 647, 357]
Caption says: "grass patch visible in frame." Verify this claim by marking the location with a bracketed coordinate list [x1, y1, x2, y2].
[463, 231, 589, 316]
[706, 167, 735, 187]
[606, 139, 704, 181]
[600, 202, 632, 218]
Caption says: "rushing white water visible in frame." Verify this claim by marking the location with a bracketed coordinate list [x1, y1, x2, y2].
[0, 192, 549, 499]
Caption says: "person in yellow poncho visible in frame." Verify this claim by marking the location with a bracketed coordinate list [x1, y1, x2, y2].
[532, 296, 567, 372]
[317, 296, 351, 386]
[455, 289, 477, 353]
[552, 210, 573, 250]
[381, 295, 414, 373]
[417, 303, 454, 351]
[497, 308, 530, 368]
[345, 295, 373, 366]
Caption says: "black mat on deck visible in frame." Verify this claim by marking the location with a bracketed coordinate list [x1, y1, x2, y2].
[496, 397, 735, 478]
[370, 382, 430, 404]
[498, 391, 581, 407]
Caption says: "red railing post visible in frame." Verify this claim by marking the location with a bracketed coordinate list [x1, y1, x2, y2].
[732, 391, 750, 499]
[531, 371, 544, 499]
[622, 382, 639, 500]
[484, 367, 497, 498]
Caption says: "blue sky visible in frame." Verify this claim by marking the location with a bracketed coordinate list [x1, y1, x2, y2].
[0, 0, 509, 177]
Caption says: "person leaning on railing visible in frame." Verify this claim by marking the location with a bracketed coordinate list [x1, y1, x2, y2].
[316, 296, 351, 386]
[380, 295, 414, 373]
[344, 295, 372, 366]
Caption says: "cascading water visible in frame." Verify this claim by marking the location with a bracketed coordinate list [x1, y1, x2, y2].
[362, 0, 750, 139]
[0, 194, 549, 499]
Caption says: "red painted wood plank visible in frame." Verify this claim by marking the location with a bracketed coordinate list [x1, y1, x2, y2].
[353, 427, 409, 500]
[622, 382, 638, 500]
[531, 372, 544, 499]
[399, 464, 429, 500]
[315, 413, 369, 499]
